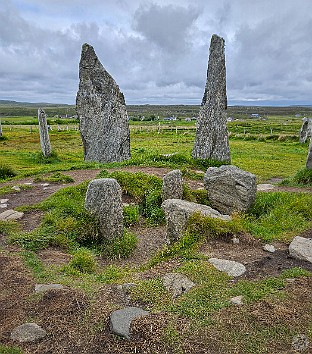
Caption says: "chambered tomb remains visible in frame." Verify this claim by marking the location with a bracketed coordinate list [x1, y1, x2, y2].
[76, 43, 131, 163]
[192, 34, 230, 163]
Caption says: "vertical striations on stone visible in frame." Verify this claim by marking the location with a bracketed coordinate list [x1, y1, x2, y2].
[299, 118, 312, 143]
[76, 43, 131, 163]
[192, 34, 230, 163]
[306, 137, 312, 169]
[85, 178, 123, 241]
[38, 108, 52, 157]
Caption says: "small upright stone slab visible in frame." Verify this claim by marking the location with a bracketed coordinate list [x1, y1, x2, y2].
[11, 323, 46, 343]
[204, 165, 256, 215]
[76, 43, 131, 163]
[110, 307, 149, 339]
[162, 199, 230, 243]
[85, 178, 123, 240]
[192, 34, 230, 163]
[0, 209, 24, 221]
[38, 108, 52, 157]
[162, 169, 183, 201]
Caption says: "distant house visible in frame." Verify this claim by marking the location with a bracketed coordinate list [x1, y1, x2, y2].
[185, 117, 191, 122]
[250, 113, 260, 118]
[295, 114, 301, 117]
[227, 117, 234, 122]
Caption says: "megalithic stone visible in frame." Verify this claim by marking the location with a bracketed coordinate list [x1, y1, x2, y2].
[38, 108, 52, 157]
[76, 43, 131, 163]
[306, 137, 312, 169]
[192, 34, 231, 163]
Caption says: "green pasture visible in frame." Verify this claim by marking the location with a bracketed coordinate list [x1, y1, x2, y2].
[0, 122, 308, 181]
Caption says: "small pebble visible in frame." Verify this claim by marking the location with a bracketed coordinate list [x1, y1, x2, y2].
[0, 204, 8, 209]
[0, 199, 9, 204]
[12, 186, 21, 191]
[263, 244, 276, 253]
[232, 237, 240, 244]
[230, 295, 243, 305]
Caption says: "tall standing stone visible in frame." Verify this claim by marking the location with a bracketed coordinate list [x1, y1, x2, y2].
[76, 43, 131, 163]
[306, 137, 312, 169]
[299, 118, 312, 143]
[192, 34, 230, 163]
[38, 108, 52, 157]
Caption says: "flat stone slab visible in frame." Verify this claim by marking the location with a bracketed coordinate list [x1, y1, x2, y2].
[208, 258, 246, 277]
[110, 307, 149, 339]
[257, 184, 275, 191]
[230, 295, 243, 305]
[12, 186, 21, 191]
[289, 236, 312, 263]
[10, 323, 46, 343]
[0, 199, 9, 204]
[0, 204, 8, 209]
[162, 273, 195, 298]
[35, 284, 64, 293]
[263, 244, 276, 253]
[0, 209, 24, 221]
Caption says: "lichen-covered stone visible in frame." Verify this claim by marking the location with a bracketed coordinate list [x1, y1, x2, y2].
[11, 323, 46, 343]
[289, 236, 312, 263]
[306, 137, 312, 169]
[299, 118, 312, 143]
[85, 178, 123, 240]
[38, 108, 52, 157]
[204, 165, 256, 214]
[192, 34, 230, 163]
[162, 272, 195, 298]
[208, 258, 246, 277]
[162, 169, 183, 200]
[76, 43, 130, 163]
[161, 199, 230, 243]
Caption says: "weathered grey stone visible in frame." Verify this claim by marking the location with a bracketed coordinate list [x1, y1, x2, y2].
[76, 43, 131, 163]
[162, 272, 195, 298]
[35, 284, 64, 293]
[208, 258, 246, 277]
[263, 244, 276, 253]
[306, 137, 312, 169]
[38, 108, 52, 157]
[230, 295, 243, 305]
[11, 323, 46, 343]
[110, 307, 149, 339]
[85, 178, 123, 240]
[162, 199, 230, 243]
[162, 169, 183, 201]
[192, 34, 230, 163]
[299, 118, 312, 143]
[0, 209, 24, 221]
[257, 184, 275, 192]
[0, 199, 9, 204]
[204, 165, 257, 214]
[292, 334, 310, 352]
[12, 186, 21, 191]
[289, 236, 312, 263]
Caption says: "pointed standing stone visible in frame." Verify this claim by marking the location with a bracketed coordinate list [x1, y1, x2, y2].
[76, 43, 131, 163]
[192, 34, 230, 163]
[306, 137, 312, 169]
[38, 109, 52, 157]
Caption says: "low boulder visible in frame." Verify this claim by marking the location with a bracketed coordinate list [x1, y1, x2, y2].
[162, 199, 230, 243]
[11, 323, 46, 343]
[110, 307, 149, 339]
[208, 258, 246, 277]
[204, 165, 256, 214]
[162, 272, 195, 298]
[289, 236, 312, 263]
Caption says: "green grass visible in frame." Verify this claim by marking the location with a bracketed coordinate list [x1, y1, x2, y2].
[244, 192, 312, 242]
[33, 171, 74, 183]
[0, 344, 22, 354]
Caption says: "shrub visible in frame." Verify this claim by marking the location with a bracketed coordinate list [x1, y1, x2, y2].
[32, 151, 60, 164]
[293, 168, 312, 185]
[123, 204, 140, 226]
[99, 230, 138, 259]
[67, 248, 97, 273]
[0, 164, 17, 180]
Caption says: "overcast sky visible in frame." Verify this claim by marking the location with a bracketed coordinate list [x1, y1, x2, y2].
[1, 0, 312, 105]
